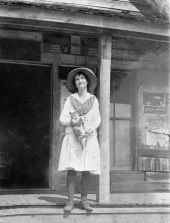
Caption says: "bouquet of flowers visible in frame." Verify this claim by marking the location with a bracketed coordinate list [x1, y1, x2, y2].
[70, 111, 87, 149]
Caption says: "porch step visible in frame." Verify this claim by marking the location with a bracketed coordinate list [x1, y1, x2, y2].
[0, 207, 170, 223]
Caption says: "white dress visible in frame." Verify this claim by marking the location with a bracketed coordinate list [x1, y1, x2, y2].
[58, 92, 101, 174]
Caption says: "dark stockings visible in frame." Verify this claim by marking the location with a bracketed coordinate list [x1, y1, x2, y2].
[66, 170, 91, 202]
[67, 170, 76, 202]
[81, 171, 91, 202]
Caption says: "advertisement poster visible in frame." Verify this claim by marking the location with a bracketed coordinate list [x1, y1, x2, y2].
[143, 92, 167, 114]
[141, 91, 169, 148]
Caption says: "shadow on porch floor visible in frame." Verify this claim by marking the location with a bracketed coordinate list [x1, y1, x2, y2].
[0, 193, 170, 207]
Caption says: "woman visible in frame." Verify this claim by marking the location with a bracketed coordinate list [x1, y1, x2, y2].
[58, 67, 101, 212]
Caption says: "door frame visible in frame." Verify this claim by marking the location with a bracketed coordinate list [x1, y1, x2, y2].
[41, 55, 61, 191]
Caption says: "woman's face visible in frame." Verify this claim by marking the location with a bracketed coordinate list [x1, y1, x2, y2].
[75, 73, 88, 91]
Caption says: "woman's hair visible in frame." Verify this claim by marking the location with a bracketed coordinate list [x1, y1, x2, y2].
[73, 71, 90, 92]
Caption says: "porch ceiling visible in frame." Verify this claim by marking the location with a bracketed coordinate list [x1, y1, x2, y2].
[111, 36, 170, 70]
[112, 36, 169, 58]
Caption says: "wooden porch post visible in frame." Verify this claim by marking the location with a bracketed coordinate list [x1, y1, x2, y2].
[168, 63, 170, 137]
[98, 34, 112, 203]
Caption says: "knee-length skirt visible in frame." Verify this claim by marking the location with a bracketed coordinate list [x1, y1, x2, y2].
[58, 130, 100, 174]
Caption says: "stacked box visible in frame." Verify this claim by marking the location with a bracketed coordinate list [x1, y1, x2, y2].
[138, 157, 170, 172]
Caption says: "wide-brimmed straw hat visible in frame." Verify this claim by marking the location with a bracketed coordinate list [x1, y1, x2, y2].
[66, 67, 97, 93]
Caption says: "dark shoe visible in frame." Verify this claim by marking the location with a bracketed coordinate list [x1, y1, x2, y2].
[63, 201, 74, 212]
[80, 201, 93, 211]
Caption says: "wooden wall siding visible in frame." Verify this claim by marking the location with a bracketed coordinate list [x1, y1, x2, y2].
[0, 30, 42, 41]
[43, 44, 62, 54]
[42, 33, 169, 68]
[145, 172, 170, 182]
[42, 41, 169, 71]
[110, 171, 144, 183]
[112, 49, 138, 61]
[137, 148, 170, 159]
[43, 33, 71, 54]
[112, 37, 170, 59]
[111, 181, 170, 192]
[110, 170, 170, 193]
[42, 53, 136, 71]
[0, 0, 169, 24]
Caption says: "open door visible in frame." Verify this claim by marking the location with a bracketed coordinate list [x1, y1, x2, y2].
[0, 62, 51, 189]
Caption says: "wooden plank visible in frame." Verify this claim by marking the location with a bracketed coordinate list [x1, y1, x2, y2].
[112, 48, 138, 60]
[71, 35, 81, 54]
[60, 54, 86, 66]
[50, 60, 61, 190]
[145, 172, 170, 182]
[113, 31, 170, 43]
[110, 172, 144, 183]
[43, 53, 134, 70]
[71, 35, 80, 45]
[71, 45, 81, 55]
[137, 148, 170, 159]
[111, 181, 170, 192]
[0, 17, 168, 43]
[168, 51, 170, 146]
[41, 53, 57, 63]
[43, 51, 170, 73]
[98, 34, 112, 203]
[43, 43, 62, 54]
[0, 5, 169, 38]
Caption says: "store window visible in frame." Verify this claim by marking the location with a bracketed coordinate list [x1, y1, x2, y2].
[137, 55, 170, 173]
[110, 36, 170, 180]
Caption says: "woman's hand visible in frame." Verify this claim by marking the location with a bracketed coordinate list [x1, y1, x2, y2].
[70, 118, 82, 127]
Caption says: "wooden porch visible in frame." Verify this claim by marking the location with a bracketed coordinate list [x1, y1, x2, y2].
[0, 0, 169, 204]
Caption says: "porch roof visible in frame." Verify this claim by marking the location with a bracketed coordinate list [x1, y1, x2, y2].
[0, 0, 169, 25]
[0, 1, 169, 40]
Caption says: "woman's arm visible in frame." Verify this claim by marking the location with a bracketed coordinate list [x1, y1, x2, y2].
[59, 97, 71, 126]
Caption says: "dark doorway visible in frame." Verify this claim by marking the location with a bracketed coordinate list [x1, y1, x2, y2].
[0, 63, 51, 189]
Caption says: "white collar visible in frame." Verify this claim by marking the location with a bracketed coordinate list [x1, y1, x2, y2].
[71, 92, 93, 103]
